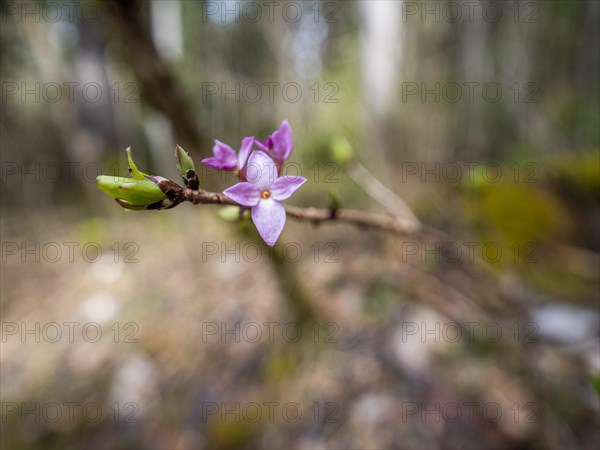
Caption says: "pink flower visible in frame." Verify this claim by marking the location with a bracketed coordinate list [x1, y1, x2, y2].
[223, 151, 306, 246]
[255, 119, 294, 167]
[202, 137, 254, 171]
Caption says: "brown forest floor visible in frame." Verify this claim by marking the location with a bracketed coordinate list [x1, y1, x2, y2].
[1, 205, 599, 450]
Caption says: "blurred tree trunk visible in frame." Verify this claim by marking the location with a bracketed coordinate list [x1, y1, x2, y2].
[102, 0, 207, 153]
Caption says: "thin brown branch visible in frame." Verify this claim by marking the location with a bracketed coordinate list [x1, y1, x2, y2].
[183, 188, 238, 206]
[284, 205, 420, 234]
[181, 188, 422, 235]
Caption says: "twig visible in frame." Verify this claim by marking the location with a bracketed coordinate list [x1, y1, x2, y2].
[284, 205, 420, 234]
[181, 188, 422, 235]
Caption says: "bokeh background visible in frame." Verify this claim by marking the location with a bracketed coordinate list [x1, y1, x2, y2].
[1, 1, 599, 449]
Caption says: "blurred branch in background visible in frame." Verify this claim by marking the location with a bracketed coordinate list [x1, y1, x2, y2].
[347, 161, 421, 225]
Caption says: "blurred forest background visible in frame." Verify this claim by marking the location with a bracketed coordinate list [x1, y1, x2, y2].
[1, 1, 599, 449]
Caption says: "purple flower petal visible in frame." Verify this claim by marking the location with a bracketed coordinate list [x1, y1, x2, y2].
[212, 140, 237, 170]
[254, 139, 270, 152]
[245, 151, 278, 190]
[201, 157, 225, 170]
[237, 136, 254, 170]
[270, 120, 293, 162]
[223, 182, 261, 207]
[270, 176, 307, 201]
[213, 140, 236, 160]
[251, 198, 286, 246]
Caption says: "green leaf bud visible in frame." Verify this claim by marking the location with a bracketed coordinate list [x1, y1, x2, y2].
[96, 175, 167, 208]
[175, 145, 199, 190]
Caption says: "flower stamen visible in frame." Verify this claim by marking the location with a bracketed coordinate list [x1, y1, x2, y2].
[261, 190, 271, 199]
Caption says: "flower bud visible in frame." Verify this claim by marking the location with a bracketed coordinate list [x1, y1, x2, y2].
[328, 189, 341, 214]
[175, 144, 195, 175]
[218, 205, 242, 222]
[96, 175, 170, 210]
[175, 145, 199, 189]
[331, 136, 354, 167]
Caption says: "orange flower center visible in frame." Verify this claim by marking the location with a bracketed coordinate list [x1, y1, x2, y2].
[260, 190, 271, 199]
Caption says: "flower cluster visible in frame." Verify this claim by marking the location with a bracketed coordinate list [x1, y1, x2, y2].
[96, 120, 306, 247]
[203, 120, 306, 246]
